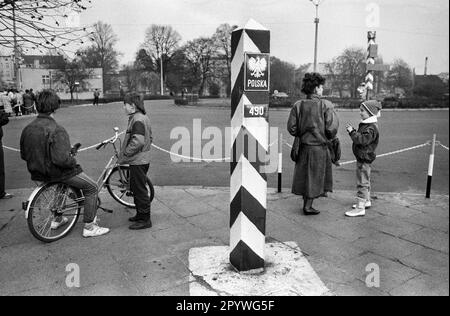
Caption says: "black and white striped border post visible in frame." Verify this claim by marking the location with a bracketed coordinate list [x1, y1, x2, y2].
[278, 132, 283, 193]
[426, 134, 437, 199]
[366, 31, 376, 100]
[230, 19, 270, 273]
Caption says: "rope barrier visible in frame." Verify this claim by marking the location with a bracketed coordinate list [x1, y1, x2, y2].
[151, 144, 231, 162]
[2, 131, 276, 163]
[150, 139, 278, 162]
[2, 145, 20, 153]
[17, 104, 36, 110]
[2, 132, 444, 165]
[285, 140, 432, 166]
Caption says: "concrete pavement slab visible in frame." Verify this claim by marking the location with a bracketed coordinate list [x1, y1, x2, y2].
[400, 248, 449, 280]
[401, 228, 449, 254]
[337, 252, 422, 292]
[389, 274, 449, 296]
[362, 215, 424, 237]
[404, 213, 449, 233]
[351, 232, 425, 260]
[330, 279, 390, 296]
[0, 186, 448, 296]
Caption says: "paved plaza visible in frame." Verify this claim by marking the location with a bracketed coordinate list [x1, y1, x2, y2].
[0, 186, 448, 296]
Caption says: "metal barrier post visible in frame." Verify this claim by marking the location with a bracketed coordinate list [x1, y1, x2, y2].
[278, 132, 282, 193]
[426, 134, 437, 199]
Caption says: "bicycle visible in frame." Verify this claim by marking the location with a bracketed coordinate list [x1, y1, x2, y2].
[22, 127, 155, 243]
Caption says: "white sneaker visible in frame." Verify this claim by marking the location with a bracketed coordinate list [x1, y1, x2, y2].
[352, 200, 371, 209]
[83, 223, 110, 238]
[345, 208, 366, 217]
[51, 217, 69, 230]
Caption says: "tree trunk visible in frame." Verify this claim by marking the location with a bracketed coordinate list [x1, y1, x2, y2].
[199, 76, 206, 97]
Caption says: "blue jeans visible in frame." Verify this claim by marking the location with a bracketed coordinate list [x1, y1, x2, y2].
[356, 162, 371, 201]
[62, 172, 98, 223]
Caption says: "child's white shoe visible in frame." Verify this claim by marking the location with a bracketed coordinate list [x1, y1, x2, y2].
[346, 198, 366, 217]
[352, 200, 371, 209]
[345, 208, 366, 217]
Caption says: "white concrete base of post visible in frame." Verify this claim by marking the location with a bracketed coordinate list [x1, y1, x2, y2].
[188, 242, 332, 296]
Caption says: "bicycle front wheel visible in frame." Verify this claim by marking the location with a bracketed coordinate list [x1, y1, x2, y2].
[105, 166, 154, 208]
[27, 183, 82, 243]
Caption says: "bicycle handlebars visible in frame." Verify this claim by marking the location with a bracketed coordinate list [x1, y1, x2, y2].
[96, 128, 120, 151]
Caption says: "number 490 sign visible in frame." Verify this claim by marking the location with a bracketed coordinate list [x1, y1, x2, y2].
[244, 104, 268, 119]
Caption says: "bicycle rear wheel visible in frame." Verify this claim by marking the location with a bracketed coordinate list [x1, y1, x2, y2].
[105, 166, 154, 208]
[27, 183, 82, 243]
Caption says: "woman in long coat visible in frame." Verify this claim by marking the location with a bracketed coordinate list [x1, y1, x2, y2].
[287, 73, 339, 215]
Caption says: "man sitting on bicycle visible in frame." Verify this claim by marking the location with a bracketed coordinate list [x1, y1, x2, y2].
[119, 93, 153, 230]
[20, 90, 110, 238]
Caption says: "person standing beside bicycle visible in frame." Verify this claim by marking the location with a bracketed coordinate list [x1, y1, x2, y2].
[20, 90, 110, 238]
[119, 93, 153, 230]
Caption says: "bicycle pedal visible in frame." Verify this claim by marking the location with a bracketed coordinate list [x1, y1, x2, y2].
[99, 207, 113, 214]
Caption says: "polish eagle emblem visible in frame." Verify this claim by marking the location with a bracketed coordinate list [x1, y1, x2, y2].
[248, 56, 267, 78]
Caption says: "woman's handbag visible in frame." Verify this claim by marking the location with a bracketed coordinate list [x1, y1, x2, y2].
[327, 137, 341, 166]
[290, 103, 301, 162]
[290, 136, 301, 162]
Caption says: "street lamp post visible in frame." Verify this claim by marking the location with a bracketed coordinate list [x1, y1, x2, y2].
[5, 0, 20, 89]
[310, 0, 323, 73]
[160, 52, 164, 96]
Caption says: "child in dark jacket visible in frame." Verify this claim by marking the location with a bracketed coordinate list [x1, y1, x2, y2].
[345, 100, 381, 217]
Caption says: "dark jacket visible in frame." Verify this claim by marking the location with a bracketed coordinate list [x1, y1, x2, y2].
[23, 93, 34, 108]
[20, 114, 82, 182]
[287, 96, 339, 146]
[287, 95, 339, 198]
[349, 122, 379, 163]
[0, 111, 9, 139]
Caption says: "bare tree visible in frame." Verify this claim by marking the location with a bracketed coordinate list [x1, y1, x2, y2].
[78, 21, 120, 91]
[0, 0, 91, 52]
[270, 56, 296, 94]
[141, 25, 181, 80]
[334, 47, 366, 98]
[183, 37, 216, 96]
[387, 58, 413, 93]
[324, 59, 347, 98]
[212, 23, 237, 96]
[54, 57, 93, 102]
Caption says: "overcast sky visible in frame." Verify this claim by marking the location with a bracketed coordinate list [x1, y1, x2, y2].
[78, 0, 449, 74]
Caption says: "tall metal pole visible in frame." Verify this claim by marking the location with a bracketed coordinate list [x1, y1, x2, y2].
[160, 52, 164, 95]
[11, 0, 20, 89]
[313, 3, 319, 73]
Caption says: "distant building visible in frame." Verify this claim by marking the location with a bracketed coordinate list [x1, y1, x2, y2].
[22, 55, 65, 69]
[0, 55, 15, 89]
[17, 55, 103, 100]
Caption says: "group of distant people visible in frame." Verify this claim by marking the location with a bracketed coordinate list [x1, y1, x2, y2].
[0, 89, 37, 117]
